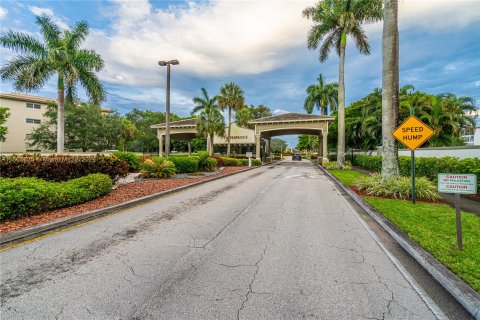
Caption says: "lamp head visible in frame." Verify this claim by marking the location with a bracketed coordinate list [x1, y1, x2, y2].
[158, 61, 167, 66]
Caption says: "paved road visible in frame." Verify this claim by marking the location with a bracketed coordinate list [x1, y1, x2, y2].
[0, 160, 455, 319]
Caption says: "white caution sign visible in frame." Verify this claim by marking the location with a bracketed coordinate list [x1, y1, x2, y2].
[438, 174, 477, 194]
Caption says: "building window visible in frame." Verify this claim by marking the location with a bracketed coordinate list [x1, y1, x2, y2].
[26, 118, 41, 124]
[26, 103, 41, 109]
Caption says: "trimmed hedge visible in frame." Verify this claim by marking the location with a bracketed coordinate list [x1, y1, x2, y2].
[0, 154, 128, 182]
[239, 159, 262, 166]
[349, 155, 480, 192]
[0, 174, 112, 221]
[170, 156, 199, 173]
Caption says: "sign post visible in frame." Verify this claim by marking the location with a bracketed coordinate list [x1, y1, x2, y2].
[392, 115, 434, 204]
[246, 152, 253, 167]
[438, 173, 477, 250]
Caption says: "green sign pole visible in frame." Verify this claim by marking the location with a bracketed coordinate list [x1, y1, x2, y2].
[410, 108, 416, 204]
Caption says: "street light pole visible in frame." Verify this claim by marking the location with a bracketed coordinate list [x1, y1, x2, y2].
[158, 59, 179, 159]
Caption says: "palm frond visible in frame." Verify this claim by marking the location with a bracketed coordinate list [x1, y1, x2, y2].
[78, 69, 105, 104]
[0, 30, 47, 57]
[35, 14, 61, 48]
[65, 21, 88, 50]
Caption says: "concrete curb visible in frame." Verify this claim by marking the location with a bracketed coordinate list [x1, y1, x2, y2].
[0, 166, 259, 247]
[317, 165, 480, 319]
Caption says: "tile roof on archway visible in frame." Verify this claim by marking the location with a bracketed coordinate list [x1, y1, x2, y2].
[248, 112, 334, 124]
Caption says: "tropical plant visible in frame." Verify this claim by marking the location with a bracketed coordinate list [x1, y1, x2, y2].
[355, 173, 440, 200]
[112, 151, 140, 171]
[303, 0, 383, 168]
[191, 88, 225, 155]
[217, 82, 245, 156]
[140, 157, 176, 178]
[0, 107, 10, 142]
[304, 74, 338, 115]
[0, 14, 106, 153]
[381, 0, 400, 180]
[197, 151, 217, 172]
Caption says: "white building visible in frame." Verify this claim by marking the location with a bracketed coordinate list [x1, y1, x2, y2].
[0, 93, 53, 153]
[462, 109, 480, 146]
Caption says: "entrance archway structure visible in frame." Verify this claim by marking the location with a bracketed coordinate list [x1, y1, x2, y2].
[248, 113, 334, 162]
[151, 118, 197, 157]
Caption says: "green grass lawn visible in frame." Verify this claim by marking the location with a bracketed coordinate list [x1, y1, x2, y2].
[366, 197, 480, 293]
[328, 168, 480, 293]
[329, 169, 368, 186]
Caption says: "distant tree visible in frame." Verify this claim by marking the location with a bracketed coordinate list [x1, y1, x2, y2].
[0, 15, 106, 153]
[235, 104, 272, 128]
[192, 88, 225, 155]
[28, 102, 122, 151]
[270, 138, 288, 154]
[303, 0, 383, 168]
[117, 118, 137, 151]
[0, 107, 10, 142]
[217, 82, 245, 156]
[304, 74, 338, 115]
[296, 135, 319, 151]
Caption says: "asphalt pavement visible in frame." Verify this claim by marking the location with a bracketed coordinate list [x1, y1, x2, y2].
[0, 159, 471, 319]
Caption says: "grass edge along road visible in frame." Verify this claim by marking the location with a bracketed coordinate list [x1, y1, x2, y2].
[329, 169, 480, 294]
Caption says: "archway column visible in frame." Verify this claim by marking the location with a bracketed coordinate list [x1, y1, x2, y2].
[159, 135, 164, 157]
[255, 134, 261, 160]
[322, 130, 328, 161]
[318, 133, 323, 156]
[266, 139, 271, 158]
[188, 141, 192, 155]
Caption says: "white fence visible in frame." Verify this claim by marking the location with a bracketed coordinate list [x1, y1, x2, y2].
[373, 146, 480, 159]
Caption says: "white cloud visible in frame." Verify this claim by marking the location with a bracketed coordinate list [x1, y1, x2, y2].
[86, 0, 315, 86]
[87, 0, 480, 90]
[475, 81, 480, 87]
[27, 6, 69, 30]
[273, 109, 289, 115]
[0, 7, 7, 19]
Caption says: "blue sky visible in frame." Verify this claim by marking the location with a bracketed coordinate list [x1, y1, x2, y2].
[1, 0, 479, 147]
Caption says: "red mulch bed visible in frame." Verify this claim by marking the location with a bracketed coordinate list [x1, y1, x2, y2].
[0, 167, 249, 235]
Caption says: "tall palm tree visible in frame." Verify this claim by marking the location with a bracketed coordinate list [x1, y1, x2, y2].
[381, 0, 399, 179]
[304, 74, 338, 115]
[0, 14, 105, 154]
[191, 88, 225, 155]
[303, 0, 382, 168]
[217, 82, 245, 157]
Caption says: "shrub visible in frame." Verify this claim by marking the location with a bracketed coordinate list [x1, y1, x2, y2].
[239, 159, 261, 166]
[323, 161, 352, 170]
[197, 151, 217, 172]
[140, 157, 176, 178]
[310, 154, 318, 160]
[112, 151, 140, 171]
[170, 156, 199, 173]
[354, 173, 440, 200]
[0, 174, 112, 221]
[222, 157, 241, 166]
[0, 154, 128, 182]
[209, 155, 225, 167]
[352, 155, 480, 193]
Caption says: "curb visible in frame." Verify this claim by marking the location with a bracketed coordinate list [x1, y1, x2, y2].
[0, 166, 259, 247]
[318, 165, 480, 320]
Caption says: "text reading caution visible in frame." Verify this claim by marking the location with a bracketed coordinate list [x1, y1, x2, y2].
[438, 174, 477, 194]
[392, 115, 435, 151]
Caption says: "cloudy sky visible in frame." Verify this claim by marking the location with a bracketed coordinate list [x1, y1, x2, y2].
[1, 0, 479, 147]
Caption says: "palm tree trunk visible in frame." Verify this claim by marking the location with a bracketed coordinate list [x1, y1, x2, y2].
[210, 134, 215, 156]
[226, 107, 232, 157]
[337, 36, 346, 168]
[381, 0, 400, 179]
[57, 74, 65, 154]
[207, 133, 212, 155]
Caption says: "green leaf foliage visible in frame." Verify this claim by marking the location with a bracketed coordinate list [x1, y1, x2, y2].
[0, 173, 112, 221]
[355, 173, 440, 200]
[0, 107, 10, 142]
[112, 151, 141, 171]
[140, 157, 176, 178]
[170, 156, 199, 173]
[0, 154, 128, 182]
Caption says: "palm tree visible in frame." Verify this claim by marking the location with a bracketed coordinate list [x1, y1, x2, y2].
[304, 74, 338, 115]
[303, 0, 382, 168]
[217, 82, 245, 157]
[381, 0, 400, 179]
[191, 88, 225, 155]
[0, 14, 105, 153]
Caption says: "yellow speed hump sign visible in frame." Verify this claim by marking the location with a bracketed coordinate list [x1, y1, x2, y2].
[392, 115, 435, 151]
